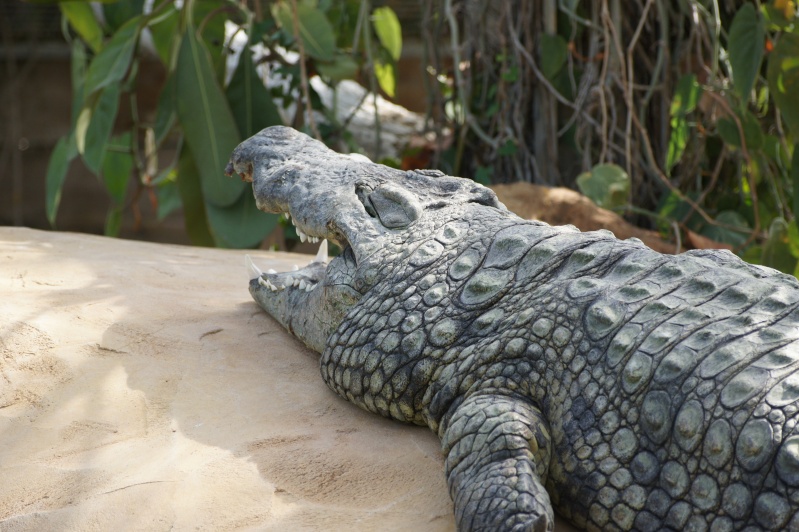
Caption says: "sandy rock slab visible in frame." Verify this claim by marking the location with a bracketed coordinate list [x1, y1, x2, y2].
[0, 228, 453, 531]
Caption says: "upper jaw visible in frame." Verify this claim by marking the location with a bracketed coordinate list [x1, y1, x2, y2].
[226, 126, 388, 261]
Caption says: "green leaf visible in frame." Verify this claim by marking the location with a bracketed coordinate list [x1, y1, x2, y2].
[45, 135, 75, 227]
[226, 49, 283, 139]
[670, 74, 702, 117]
[274, 2, 336, 61]
[701, 210, 750, 248]
[762, 218, 798, 274]
[175, 27, 244, 207]
[207, 190, 278, 248]
[717, 109, 764, 151]
[153, 74, 176, 145]
[667, 76, 701, 170]
[104, 206, 123, 237]
[60, 1, 103, 53]
[176, 144, 215, 247]
[70, 39, 88, 131]
[372, 6, 402, 61]
[316, 53, 359, 81]
[103, 0, 145, 34]
[82, 83, 121, 174]
[84, 17, 141, 96]
[102, 132, 133, 204]
[498, 140, 518, 156]
[539, 34, 568, 81]
[473, 166, 492, 186]
[768, 32, 799, 137]
[147, 4, 180, 65]
[728, 3, 765, 99]
[374, 59, 396, 97]
[666, 116, 689, 172]
[576, 163, 630, 210]
[788, 219, 799, 258]
[192, 0, 228, 79]
[156, 175, 182, 221]
[792, 144, 799, 221]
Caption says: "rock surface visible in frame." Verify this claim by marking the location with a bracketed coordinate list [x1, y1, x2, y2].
[0, 227, 455, 531]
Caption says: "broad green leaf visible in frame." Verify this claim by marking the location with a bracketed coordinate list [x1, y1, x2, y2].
[193, 0, 229, 80]
[45, 135, 75, 227]
[104, 207, 123, 237]
[103, 0, 145, 33]
[762, 218, 797, 274]
[147, 4, 180, 65]
[372, 6, 402, 61]
[60, 2, 103, 53]
[717, 109, 764, 151]
[666, 116, 689, 172]
[576, 163, 630, 210]
[82, 83, 121, 174]
[788, 219, 799, 258]
[176, 144, 215, 247]
[374, 59, 396, 97]
[670, 74, 702, 116]
[792, 144, 799, 221]
[539, 34, 568, 81]
[154, 74, 176, 145]
[207, 190, 278, 248]
[316, 54, 359, 81]
[473, 166, 492, 186]
[102, 132, 133, 204]
[156, 173, 182, 221]
[768, 32, 799, 137]
[75, 106, 91, 155]
[175, 28, 244, 207]
[666, 75, 704, 169]
[84, 17, 141, 96]
[701, 210, 750, 248]
[728, 3, 765, 99]
[70, 40, 88, 130]
[226, 49, 283, 138]
[274, 2, 336, 61]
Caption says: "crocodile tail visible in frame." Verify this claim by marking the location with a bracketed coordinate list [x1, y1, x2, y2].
[441, 393, 554, 531]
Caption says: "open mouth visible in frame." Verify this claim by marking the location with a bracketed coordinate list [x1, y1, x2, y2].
[246, 239, 330, 294]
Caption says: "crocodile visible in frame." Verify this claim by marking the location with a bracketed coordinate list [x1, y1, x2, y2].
[226, 126, 799, 531]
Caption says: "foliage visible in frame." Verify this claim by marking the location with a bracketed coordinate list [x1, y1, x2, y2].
[46, 0, 401, 248]
[422, 0, 799, 276]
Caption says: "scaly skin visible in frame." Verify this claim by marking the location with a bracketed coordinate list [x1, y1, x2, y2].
[227, 126, 799, 531]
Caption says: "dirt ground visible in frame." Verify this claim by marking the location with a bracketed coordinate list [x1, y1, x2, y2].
[0, 227, 581, 531]
[492, 183, 677, 254]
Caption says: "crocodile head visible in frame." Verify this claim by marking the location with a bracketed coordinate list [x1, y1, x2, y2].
[226, 126, 504, 352]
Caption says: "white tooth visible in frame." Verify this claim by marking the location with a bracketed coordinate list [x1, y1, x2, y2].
[286, 212, 291, 222]
[267, 268, 277, 275]
[299, 279, 307, 290]
[313, 239, 329, 264]
[291, 217, 296, 226]
[258, 277, 268, 288]
[298, 231, 307, 243]
[292, 264, 300, 271]
[292, 278, 300, 287]
[305, 283, 315, 292]
[265, 279, 275, 290]
[245, 255, 262, 280]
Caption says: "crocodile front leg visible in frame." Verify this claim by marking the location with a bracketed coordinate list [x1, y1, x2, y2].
[442, 393, 554, 532]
